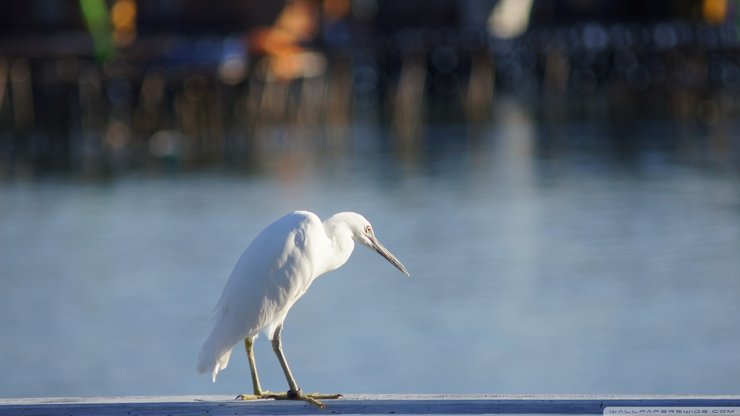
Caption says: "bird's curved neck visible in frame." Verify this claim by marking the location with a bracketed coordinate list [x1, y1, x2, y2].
[322, 218, 355, 273]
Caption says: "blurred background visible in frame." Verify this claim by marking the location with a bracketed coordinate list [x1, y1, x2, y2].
[1, 0, 740, 398]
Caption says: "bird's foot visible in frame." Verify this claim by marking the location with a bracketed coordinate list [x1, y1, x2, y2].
[235, 391, 275, 401]
[279, 389, 343, 408]
[236, 390, 342, 408]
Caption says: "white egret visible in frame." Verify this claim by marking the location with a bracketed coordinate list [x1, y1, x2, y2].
[197, 211, 409, 408]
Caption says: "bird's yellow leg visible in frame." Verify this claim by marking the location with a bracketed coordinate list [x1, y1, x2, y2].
[237, 328, 342, 408]
[236, 337, 278, 399]
[265, 325, 342, 408]
[235, 337, 340, 407]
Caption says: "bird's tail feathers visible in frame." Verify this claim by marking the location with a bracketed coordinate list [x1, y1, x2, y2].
[197, 337, 233, 383]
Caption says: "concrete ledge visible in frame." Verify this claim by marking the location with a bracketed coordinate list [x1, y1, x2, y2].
[1, 394, 739, 415]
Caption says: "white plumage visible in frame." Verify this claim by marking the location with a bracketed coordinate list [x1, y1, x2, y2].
[197, 211, 408, 403]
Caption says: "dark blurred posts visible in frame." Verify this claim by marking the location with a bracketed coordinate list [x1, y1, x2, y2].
[77, 62, 105, 173]
[392, 52, 426, 152]
[0, 0, 739, 176]
[465, 53, 495, 125]
[9, 59, 35, 134]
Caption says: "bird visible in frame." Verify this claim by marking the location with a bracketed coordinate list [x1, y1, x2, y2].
[197, 211, 409, 408]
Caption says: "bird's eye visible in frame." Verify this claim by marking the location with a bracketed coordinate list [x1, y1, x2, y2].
[365, 225, 373, 235]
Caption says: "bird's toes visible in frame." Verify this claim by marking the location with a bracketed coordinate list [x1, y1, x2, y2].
[301, 396, 325, 409]
[308, 393, 343, 400]
[236, 391, 283, 401]
[236, 390, 330, 408]
[235, 394, 260, 401]
[283, 389, 326, 408]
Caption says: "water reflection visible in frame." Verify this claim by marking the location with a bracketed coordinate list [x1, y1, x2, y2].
[1, 101, 739, 397]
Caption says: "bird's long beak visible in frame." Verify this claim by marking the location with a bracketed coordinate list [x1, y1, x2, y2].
[369, 236, 410, 277]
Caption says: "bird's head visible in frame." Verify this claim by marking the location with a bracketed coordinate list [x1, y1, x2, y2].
[332, 212, 410, 277]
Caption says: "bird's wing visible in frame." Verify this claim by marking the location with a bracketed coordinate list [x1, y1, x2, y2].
[198, 212, 324, 379]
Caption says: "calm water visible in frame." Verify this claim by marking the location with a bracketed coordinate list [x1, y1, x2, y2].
[2, 106, 740, 397]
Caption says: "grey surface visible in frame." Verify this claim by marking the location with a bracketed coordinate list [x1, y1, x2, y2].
[1, 394, 740, 415]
